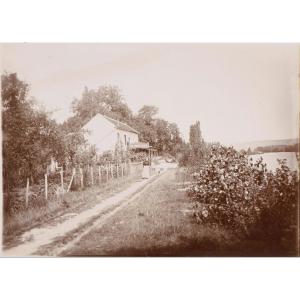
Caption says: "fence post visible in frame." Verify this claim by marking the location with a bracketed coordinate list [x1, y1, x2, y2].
[121, 163, 124, 179]
[45, 173, 48, 201]
[111, 164, 113, 179]
[25, 177, 29, 208]
[91, 166, 94, 186]
[98, 165, 101, 185]
[106, 165, 109, 183]
[60, 168, 64, 193]
[80, 167, 83, 189]
[116, 164, 119, 187]
[67, 168, 76, 193]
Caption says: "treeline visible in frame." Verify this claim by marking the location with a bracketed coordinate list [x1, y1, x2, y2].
[1, 72, 185, 189]
[254, 144, 299, 153]
[178, 121, 210, 167]
[63, 86, 184, 155]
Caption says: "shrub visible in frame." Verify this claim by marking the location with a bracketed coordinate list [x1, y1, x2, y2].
[188, 145, 298, 247]
[97, 151, 114, 164]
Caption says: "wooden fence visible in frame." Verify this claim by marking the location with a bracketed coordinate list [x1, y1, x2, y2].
[4, 161, 143, 214]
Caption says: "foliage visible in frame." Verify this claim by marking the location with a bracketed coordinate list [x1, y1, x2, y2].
[114, 138, 127, 164]
[64, 88, 184, 157]
[128, 151, 149, 163]
[188, 145, 298, 250]
[189, 121, 206, 161]
[178, 143, 192, 167]
[137, 105, 159, 124]
[64, 85, 133, 132]
[96, 151, 114, 165]
[179, 121, 207, 167]
[2, 73, 66, 188]
[246, 147, 252, 155]
[73, 145, 97, 166]
[64, 131, 87, 166]
[2, 73, 185, 193]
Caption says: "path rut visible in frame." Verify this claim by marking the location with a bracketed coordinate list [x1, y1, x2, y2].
[2, 174, 162, 256]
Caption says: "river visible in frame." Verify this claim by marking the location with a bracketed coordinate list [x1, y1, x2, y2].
[249, 152, 298, 172]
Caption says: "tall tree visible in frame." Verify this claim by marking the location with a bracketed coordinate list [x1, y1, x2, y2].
[2, 73, 65, 188]
[189, 121, 205, 161]
[189, 121, 203, 146]
[67, 85, 133, 132]
[2, 73, 30, 189]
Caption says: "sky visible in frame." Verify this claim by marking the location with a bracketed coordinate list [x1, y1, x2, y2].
[1, 43, 299, 144]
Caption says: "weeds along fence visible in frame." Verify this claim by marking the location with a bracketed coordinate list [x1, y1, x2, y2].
[3, 161, 143, 215]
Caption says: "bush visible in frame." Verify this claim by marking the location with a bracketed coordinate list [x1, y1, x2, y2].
[188, 145, 298, 248]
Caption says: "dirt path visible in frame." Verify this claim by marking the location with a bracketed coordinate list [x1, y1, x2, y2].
[2, 173, 165, 257]
[62, 168, 232, 256]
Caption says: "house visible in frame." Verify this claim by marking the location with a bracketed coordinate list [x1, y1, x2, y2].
[82, 113, 139, 155]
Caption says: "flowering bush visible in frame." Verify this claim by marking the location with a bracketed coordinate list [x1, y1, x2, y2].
[188, 145, 298, 243]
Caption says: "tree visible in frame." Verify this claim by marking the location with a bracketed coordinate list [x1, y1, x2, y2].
[189, 121, 205, 159]
[168, 122, 182, 155]
[64, 131, 86, 166]
[137, 105, 158, 125]
[132, 106, 158, 147]
[2, 72, 30, 189]
[65, 86, 185, 158]
[178, 142, 192, 166]
[133, 106, 183, 155]
[180, 120, 207, 166]
[189, 121, 203, 147]
[68, 85, 133, 131]
[2, 73, 66, 188]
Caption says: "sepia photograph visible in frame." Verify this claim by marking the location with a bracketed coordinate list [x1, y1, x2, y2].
[0, 43, 299, 257]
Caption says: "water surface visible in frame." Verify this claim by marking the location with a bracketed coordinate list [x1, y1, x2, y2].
[249, 152, 298, 172]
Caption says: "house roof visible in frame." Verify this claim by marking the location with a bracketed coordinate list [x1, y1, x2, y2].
[102, 114, 139, 134]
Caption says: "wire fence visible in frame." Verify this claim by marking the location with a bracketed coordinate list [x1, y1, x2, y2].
[3, 161, 143, 215]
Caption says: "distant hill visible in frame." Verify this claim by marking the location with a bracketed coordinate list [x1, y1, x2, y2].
[230, 138, 299, 151]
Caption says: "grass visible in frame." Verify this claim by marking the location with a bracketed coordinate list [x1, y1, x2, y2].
[3, 173, 141, 247]
[63, 168, 297, 257]
[63, 169, 234, 256]
[6, 167, 296, 256]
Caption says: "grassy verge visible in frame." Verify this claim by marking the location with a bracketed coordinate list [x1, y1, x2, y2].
[63, 168, 297, 257]
[3, 175, 140, 247]
[63, 169, 234, 256]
